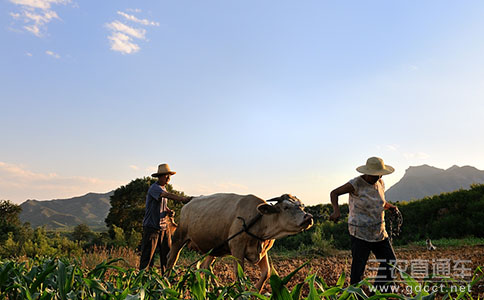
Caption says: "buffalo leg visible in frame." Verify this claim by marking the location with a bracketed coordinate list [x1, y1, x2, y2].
[200, 255, 219, 287]
[255, 254, 270, 292]
[200, 255, 215, 270]
[231, 248, 246, 283]
[166, 229, 186, 270]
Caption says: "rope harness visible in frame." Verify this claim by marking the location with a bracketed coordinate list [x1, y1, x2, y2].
[236, 215, 266, 242]
[212, 213, 265, 253]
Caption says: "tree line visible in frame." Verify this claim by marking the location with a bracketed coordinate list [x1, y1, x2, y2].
[1, 179, 483, 258]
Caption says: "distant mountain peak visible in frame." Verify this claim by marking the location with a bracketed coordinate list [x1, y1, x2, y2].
[446, 165, 460, 171]
[405, 164, 444, 177]
[386, 164, 484, 202]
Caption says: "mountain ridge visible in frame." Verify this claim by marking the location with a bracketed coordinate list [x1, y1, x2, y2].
[19, 191, 113, 230]
[386, 164, 484, 202]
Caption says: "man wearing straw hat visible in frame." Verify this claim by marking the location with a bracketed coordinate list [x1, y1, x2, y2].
[329, 157, 399, 293]
[139, 163, 192, 272]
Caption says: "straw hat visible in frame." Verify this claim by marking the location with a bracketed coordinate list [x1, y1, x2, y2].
[151, 163, 176, 177]
[356, 157, 394, 176]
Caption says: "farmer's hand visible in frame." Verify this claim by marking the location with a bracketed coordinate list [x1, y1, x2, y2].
[183, 196, 193, 204]
[329, 210, 340, 222]
[385, 203, 398, 212]
[167, 209, 174, 217]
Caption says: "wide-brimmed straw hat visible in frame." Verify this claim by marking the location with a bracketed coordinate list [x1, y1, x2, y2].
[151, 163, 176, 177]
[356, 157, 394, 176]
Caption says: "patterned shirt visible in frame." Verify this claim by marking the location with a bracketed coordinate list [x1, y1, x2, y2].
[348, 176, 388, 242]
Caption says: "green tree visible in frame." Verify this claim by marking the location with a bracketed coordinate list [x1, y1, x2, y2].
[0, 200, 22, 243]
[105, 177, 186, 242]
[23, 227, 56, 257]
[112, 225, 127, 247]
[72, 223, 94, 243]
[0, 232, 19, 257]
[105, 178, 155, 239]
[127, 228, 141, 249]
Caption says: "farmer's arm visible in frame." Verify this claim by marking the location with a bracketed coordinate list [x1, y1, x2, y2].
[329, 183, 355, 221]
[160, 191, 192, 204]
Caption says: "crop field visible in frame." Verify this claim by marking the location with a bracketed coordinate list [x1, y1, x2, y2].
[2, 244, 482, 299]
[204, 245, 484, 297]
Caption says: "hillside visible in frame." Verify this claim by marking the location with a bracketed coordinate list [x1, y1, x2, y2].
[19, 192, 113, 230]
[386, 164, 484, 202]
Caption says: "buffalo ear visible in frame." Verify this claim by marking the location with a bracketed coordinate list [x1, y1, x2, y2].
[257, 203, 280, 215]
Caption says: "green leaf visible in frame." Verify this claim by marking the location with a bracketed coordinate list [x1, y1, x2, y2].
[0, 261, 14, 287]
[30, 259, 57, 294]
[189, 271, 207, 300]
[305, 274, 322, 300]
[269, 274, 292, 300]
[320, 286, 341, 297]
[88, 258, 126, 278]
[336, 271, 346, 288]
[290, 282, 303, 300]
[82, 278, 109, 294]
[282, 261, 309, 286]
[57, 260, 67, 300]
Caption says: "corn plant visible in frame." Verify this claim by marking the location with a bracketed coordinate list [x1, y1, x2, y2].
[0, 258, 482, 299]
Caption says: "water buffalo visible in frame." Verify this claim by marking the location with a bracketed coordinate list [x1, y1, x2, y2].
[166, 193, 313, 291]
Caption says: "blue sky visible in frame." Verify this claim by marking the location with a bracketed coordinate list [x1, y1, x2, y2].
[1, 0, 484, 205]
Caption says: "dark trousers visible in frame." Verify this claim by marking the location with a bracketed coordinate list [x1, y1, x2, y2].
[350, 236, 396, 291]
[139, 226, 170, 273]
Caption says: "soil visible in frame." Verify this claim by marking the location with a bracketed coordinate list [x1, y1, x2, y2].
[187, 245, 484, 297]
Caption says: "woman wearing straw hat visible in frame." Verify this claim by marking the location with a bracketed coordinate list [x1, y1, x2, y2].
[330, 157, 398, 293]
[139, 163, 192, 272]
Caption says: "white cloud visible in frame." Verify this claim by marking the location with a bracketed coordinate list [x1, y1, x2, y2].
[117, 11, 160, 26]
[106, 21, 146, 39]
[10, 0, 69, 10]
[26, 52, 33, 56]
[24, 9, 59, 23]
[24, 24, 41, 36]
[107, 32, 140, 54]
[129, 165, 139, 170]
[0, 161, 122, 203]
[9, 0, 70, 37]
[106, 9, 158, 55]
[45, 50, 60, 58]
